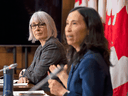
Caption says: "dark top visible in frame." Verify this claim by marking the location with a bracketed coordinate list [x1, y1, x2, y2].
[24, 37, 67, 84]
[67, 50, 113, 96]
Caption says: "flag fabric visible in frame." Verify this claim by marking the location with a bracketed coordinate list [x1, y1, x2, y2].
[74, 0, 88, 7]
[98, 0, 106, 28]
[74, 0, 98, 11]
[105, 0, 128, 96]
[88, 0, 98, 11]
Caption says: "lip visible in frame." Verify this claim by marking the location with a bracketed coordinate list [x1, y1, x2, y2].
[35, 33, 42, 36]
[66, 35, 73, 38]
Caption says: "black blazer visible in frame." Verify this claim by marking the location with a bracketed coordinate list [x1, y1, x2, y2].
[24, 37, 67, 84]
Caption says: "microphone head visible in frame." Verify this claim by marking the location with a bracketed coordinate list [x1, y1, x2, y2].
[9, 63, 18, 69]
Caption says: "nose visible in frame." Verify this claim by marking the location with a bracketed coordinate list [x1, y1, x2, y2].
[34, 25, 40, 30]
[65, 24, 72, 32]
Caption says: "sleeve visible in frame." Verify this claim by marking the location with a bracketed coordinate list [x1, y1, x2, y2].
[79, 58, 105, 96]
[24, 43, 63, 84]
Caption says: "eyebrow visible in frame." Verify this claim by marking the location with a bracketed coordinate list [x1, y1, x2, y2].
[66, 20, 78, 22]
[31, 22, 39, 24]
[31, 22, 45, 24]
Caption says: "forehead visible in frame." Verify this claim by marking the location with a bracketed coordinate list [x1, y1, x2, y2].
[67, 11, 84, 21]
[31, 16, 45, 24]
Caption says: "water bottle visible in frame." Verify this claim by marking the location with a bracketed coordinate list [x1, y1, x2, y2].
[3, 65, 14, 96]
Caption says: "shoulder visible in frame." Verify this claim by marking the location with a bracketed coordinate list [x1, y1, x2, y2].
[34, 45, 42, 52]
[79, 50, 109, 74]
[81, 50, 103, 63]
[47, 37, 63, 45]
[44, 37, 65, 49]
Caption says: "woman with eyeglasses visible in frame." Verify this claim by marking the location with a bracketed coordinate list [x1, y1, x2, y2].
[17, 11, 67, 88]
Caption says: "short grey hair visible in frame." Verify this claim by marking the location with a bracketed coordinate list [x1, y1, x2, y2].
[28, 11, 57, 43]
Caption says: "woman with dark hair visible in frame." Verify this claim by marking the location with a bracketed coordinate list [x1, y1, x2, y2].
[48, 7, 113, 96]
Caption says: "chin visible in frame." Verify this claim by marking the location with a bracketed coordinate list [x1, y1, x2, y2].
[67, 42, 73, 46]
[35, 37, 44, 40]
[34, 36, 40, 40]
[35, 38, 40, 41]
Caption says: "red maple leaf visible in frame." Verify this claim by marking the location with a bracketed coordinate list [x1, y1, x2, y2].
[75, 0, 82, 5]
[105, 6, 128, 60]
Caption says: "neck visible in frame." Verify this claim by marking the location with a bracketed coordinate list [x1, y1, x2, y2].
[72, 45, 80, 52]
[75, 47, 80, 52]
[40, 40, 46, 47]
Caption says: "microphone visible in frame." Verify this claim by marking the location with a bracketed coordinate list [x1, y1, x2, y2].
[0, 63, 17, 72]
[29, 64, 64, 91]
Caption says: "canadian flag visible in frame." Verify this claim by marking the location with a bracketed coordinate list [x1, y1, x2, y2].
[105, 0, 128, 96]
[74, 0, 88, 7]
[74, 0, 98, 11]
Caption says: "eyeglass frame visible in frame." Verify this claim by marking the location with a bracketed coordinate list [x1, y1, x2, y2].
[30, 23, 46, 29]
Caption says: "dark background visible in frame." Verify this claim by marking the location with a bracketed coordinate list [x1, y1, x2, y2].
[1, 0, 62, 45]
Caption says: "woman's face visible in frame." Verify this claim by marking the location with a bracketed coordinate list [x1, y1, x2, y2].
[65, 10, 88, 51]
[31, 19, 48, 41]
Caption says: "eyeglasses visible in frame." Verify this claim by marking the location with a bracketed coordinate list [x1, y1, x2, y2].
[30, 23, 46, 29]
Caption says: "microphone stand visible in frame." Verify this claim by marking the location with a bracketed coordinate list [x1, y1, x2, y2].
[30, 65, 64, 91]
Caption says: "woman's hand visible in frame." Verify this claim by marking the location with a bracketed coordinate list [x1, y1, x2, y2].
[49, 64, 68, 78]
[17, 77, 29, 83]
[48, 79, 68, 96]
[49, 64, 68, 88]
[19, 69, 26, 77]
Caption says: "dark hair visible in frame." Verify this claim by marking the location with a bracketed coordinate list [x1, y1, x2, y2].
[64, 7, 111, 73]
